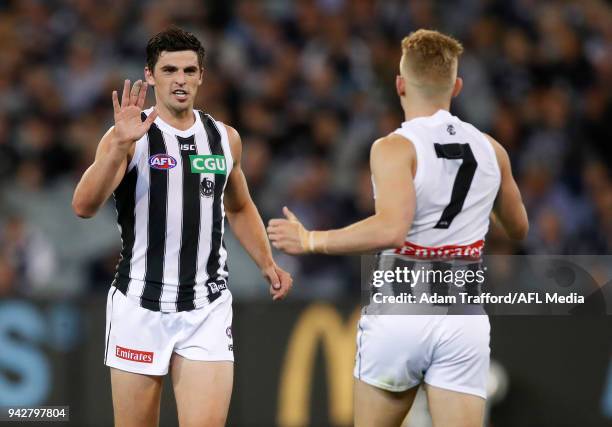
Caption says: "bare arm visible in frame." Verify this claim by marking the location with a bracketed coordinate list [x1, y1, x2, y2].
[486, 134, 529, 240]
[223, 125, 292, 300]
[267, 134, 415, 255]
[72, 80, 157, 218]
[72, 127, 129, 218]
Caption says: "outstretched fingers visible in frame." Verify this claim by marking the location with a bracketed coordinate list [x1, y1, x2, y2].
[112, 90, 120, 115]
[120, 79, 130, 108]
[137, 82, 149, 109]
[143, 108, 158, 129]
[129, 80, 142, 106]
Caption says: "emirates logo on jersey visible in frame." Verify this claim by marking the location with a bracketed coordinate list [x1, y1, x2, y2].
[115, 345, 154, 363]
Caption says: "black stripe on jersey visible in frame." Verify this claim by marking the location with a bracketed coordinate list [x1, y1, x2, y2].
[112, 166, 138, 294]
[201, 112, 227, 303]
[141, 122, 168, 311]
[176, 135, 200, 311]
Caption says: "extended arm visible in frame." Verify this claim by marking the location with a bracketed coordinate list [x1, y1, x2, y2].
[72, 80, 157, 218]
[267, 134, 415, 255]
[72, 127, 129, 218]
[223, 125, 292, 300]
[486, 134, 529, 240]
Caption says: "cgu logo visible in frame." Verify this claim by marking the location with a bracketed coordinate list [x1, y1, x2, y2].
[190, 155, 227, 175]
[149, 154, 177, 170]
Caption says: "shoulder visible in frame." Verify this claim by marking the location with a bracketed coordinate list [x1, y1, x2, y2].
[370, 133, 417, 176]
[222, 123, 240, 143]
[222, 123, 242, 163]
[483, 133, 510, 166]
[371, 133, 416, 159]
[197, 111, 241, 162]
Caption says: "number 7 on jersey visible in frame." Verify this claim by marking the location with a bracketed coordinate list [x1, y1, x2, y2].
[433, 143, 478, 229]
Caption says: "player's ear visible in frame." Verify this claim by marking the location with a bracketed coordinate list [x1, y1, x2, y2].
[396, 75, 406, 97]
[198, 68, 204, 86]
[452, 77, 463, 98]
[144, 67, 155, 86]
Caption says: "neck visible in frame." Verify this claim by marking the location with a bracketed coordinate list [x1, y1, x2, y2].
[155, 102, 196, 131]
[401, 97, 451, 122]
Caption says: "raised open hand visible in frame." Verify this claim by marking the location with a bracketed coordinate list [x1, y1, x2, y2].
[112, 79, 157, 150]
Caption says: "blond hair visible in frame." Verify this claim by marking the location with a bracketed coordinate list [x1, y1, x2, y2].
[400, 29, 463, 93]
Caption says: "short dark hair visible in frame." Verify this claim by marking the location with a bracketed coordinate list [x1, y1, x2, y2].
[146, 26, 205, 72]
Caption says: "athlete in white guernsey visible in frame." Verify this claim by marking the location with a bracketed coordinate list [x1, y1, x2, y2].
[73, 28, 292, 427]
[268, 29, 528, 427]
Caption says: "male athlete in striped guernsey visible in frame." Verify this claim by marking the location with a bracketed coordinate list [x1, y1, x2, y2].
[73, 27, 292, 427]
[269, 30, 528, 427]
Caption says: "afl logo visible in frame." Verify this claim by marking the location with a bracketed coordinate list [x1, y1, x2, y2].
[149, 154, 177, 170]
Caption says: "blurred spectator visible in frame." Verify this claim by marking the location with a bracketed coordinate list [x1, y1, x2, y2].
[0, 216, 57, 294]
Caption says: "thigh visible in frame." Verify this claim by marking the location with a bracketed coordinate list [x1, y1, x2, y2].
[354, 379, 418, 427]
[425, 384, 485, 427]
[110, 367, 163, 427]
[171, 354, 233, 427]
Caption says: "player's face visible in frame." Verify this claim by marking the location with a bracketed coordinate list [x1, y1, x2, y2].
[145, 50, 203, 113]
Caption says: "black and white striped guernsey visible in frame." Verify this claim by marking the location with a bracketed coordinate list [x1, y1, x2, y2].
[111, 107, 233, 312]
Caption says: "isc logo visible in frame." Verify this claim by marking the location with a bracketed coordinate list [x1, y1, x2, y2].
[180, 144, 196, 151]
[190, 155, 227, 175]
[149, 154, 177, 170]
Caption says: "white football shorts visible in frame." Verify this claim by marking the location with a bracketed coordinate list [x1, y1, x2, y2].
[354, 314, 490, 398]
[104, 286, 233, 375]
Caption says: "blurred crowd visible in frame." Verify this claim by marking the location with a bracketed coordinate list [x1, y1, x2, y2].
[0, 0, 610, 299]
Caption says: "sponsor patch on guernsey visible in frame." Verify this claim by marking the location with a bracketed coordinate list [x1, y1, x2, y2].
[115, 345, 154, 363]
[190, 155, 227, 175]
[149, 153, 177, 170]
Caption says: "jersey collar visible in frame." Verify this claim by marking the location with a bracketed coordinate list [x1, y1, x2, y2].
[144, 107, 203, 137]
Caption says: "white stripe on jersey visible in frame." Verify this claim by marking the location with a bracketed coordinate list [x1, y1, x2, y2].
[160, 131, 183, 311]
